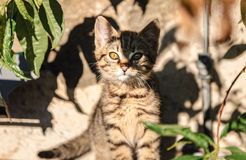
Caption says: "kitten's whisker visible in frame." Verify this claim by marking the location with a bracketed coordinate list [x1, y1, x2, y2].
[88, 62, 98, 68]
[136, 76, 145, 88]
[96, 74, 102, 80]
[135, 78, 141, 88]
[135, 76, 141, 87]
[139, 77, 145, 88]
[143, 78, 151, 90]
[137, 74, 151, 90]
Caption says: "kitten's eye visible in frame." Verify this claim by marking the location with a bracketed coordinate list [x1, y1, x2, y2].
[109, 52, 119, 60]
[131, 52, 143, 61]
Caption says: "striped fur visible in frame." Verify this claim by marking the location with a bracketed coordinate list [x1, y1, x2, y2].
[38, 16, 161, 160]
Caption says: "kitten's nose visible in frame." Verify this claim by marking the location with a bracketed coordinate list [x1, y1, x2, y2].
[120, 63, 129, 73]
[121, 66, 128, 72]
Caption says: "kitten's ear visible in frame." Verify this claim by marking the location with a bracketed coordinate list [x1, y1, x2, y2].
[94, 16, 118, 48]
[139, 19, 160, 51]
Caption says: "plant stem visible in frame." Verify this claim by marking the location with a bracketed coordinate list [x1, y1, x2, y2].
[216, 65, 246, 145]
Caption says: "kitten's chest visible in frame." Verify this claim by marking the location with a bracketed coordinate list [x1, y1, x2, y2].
[120, 101, 140, 145]
[101, 89, 159, 146]
[106, 97, 144, 145]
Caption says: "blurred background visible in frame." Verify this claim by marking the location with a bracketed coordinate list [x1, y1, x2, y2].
[0, 0, 245, 159]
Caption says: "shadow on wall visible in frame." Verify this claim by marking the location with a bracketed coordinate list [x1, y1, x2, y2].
[4, 71, 56, 132]
[157, 60, 200, 159]
[0, 16, 119, 133]
[156, 26, 245, 158]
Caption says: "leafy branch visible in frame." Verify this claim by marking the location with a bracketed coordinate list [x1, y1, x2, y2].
[0, 0, 64, 79]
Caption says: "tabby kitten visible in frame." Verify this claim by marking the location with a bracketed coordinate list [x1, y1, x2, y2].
[38, 16, 161, 160]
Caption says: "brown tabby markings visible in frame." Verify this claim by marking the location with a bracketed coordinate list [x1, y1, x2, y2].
[38, 16, 160, 160]
[97, 81, 160, 160]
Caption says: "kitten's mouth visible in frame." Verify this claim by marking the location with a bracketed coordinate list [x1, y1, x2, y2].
[118, 75, 130, 81]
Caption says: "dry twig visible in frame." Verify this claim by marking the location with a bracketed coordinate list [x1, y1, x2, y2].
[216, 65, 246, 145]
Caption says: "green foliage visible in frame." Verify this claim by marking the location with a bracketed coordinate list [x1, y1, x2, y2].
[0, 0, 64, 79]
[144, 113, 246, 159]
[221, 112, 246, 138]
[39, 0, 64, 48]
[225, 146, 246, 160]
[34, 0, 43, 9]
[14, 0, 33, 22]
[15, 0, 48, 76]
[0, 5, 28, 79]
[166, 139, 192, 151]
[144, 122, 213, 153]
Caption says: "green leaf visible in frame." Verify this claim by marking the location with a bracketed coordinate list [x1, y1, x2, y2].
[241, 0, 246, 27]
[39, 0, 64, 48]
[173, 155, 203, 160]
[15, 0, 48, 76]
[0, 3, 6, 49]
[144, 122, 214, 153]
[0, 18, 29, 79]
[34, 0, 43, 9]
[220, 112, 246, 138]
[14, 0, 33, 22]
[225, 146, 246, 160]
[167, 139, 192, 151]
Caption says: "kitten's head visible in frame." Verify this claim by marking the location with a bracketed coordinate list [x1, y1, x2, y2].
[94, 16, 160, 83]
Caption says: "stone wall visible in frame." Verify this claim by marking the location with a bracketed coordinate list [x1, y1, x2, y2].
[0, 0, 245, 159]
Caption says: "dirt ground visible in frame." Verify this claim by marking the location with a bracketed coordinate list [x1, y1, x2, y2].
[0, 0, 245, 160]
